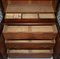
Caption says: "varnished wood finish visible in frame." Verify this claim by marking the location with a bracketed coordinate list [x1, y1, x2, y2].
[2, 0, 56, 13]
[6, 0, 54, 13]
[4, 19, 55, 24]
[4, 13, 55, 24]
[7, 49, 53, 58]
[4, 23, 56, 26]
[3, 25, 57, 40]
[54, 27, 60, 57]
[0, 22, 7, 59]
[1, 0, 58, 58]
[1, 0, 8, 12]
[0, 34, 7, 59]
[5, 40, 55, 49]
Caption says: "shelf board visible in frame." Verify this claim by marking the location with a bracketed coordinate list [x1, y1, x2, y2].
[6, 1, 54, 13]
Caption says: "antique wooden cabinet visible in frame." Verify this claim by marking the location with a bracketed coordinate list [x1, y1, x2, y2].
[1, 0, 58, 58]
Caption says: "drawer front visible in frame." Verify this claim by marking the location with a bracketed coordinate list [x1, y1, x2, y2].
[7, 49, 53, 58]
[5, 13, 55, 24]
[4, 19, 55, 25]
[3, 32, 56, 40]
[5, 40, 55, 49]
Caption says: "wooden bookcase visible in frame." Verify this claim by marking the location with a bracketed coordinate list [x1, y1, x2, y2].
[1, 0, 58, 58]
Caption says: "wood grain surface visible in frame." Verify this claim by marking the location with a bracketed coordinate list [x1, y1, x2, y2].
[3, 25, 57, 39]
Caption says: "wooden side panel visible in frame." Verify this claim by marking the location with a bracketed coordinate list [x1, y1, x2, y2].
[52, 0, 57, 11]
[54, 28, 60, 56]
[2, 0, 8, 12]
[0, 34, 7, 59]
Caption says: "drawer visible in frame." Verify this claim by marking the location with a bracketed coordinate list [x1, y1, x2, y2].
[5, 40, 55, 49]
[5, 13, 55, 24]
[3, 25, 57, 39]
[7, 49, 53, 58]
[5, 13, 55, 19]
[4, 19, 55, 25]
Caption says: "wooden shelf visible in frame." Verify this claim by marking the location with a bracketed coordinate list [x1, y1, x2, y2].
[6, 0, 54, 13]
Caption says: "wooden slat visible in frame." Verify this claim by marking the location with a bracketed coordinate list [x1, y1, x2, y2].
[7, 50, 52, 53]
[5, 40, 55, 43]
[4, 23, 56, 26]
